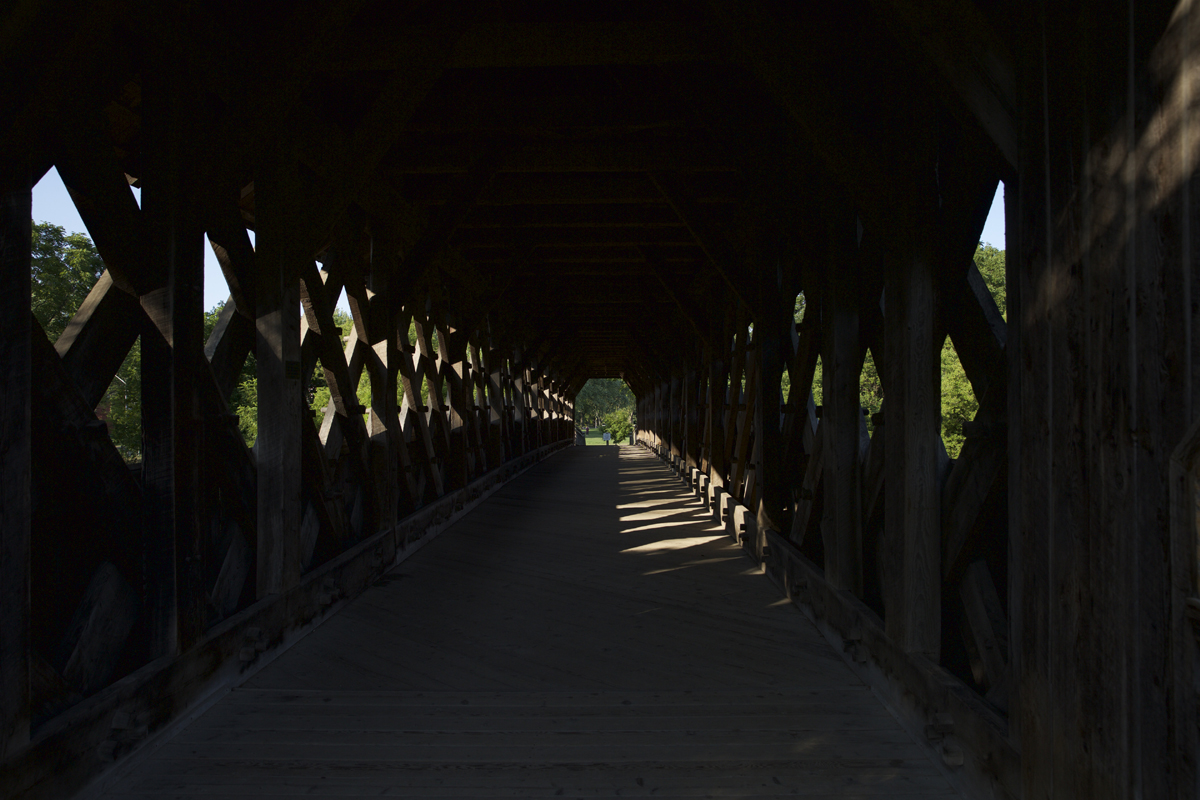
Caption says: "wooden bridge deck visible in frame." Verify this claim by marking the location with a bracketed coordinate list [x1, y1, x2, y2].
[96, 447, 961, 799]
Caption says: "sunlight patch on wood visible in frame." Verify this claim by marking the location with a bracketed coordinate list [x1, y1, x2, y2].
[620, 535, 726, 554]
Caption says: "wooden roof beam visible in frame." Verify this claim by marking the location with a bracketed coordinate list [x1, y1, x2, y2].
[706, 0, 893, 221]
[325, 19, 721, 71]
[639, 246, 717, 348]
[387, 138, 741, 175]
[868, 0, 1016, 171]
[649, 172, 762, 322]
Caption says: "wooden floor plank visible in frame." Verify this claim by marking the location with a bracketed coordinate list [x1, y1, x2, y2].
[100, 447, 958, 799]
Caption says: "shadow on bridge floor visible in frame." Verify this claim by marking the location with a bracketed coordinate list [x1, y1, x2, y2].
[96, 446, 961, 798]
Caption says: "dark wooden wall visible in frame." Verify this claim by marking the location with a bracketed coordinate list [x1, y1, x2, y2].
[637, 2, 1200, 799]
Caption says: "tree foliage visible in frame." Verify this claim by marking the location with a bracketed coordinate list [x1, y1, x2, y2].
[31, 223, 144, 458]
[31, 222, 105, 341]
[575, 378, 633, 428]
[974, 243, 1006, 318]
[201, 304, 261, 448]
[939, 243, 1007, 456]
[602, 407, 634, 443]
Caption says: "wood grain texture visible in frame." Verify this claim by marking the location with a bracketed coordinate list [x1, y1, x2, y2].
[1009, 5, 1199, 796]
[822, 252, 863, 595]
[101, 447, 957, 799]
[254, 154, 304, 597]
[0, 182, 31, 757]
[883, 245, 941, 660]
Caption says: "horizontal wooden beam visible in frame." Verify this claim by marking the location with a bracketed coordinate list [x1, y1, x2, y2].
[868, 0, 1016, 169]
[325, 20, 722, 71]
[386, 138, 741, 175]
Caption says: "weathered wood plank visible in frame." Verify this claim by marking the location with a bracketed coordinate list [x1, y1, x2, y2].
[731, 349, 759, 501]
[789, 418, 825, 549]
[254, 154, 304, 597]
[203, 204, 257, 319]
[363, 238, 402, 535]
[867, 0, 1015, 168]
[484, 338, 510, 467]
[722, 320, 749, 483]
[469, 342, 491, 473]
[139, 101, 207, 652]
[822, 256, 863, 595]
[1009, 6, 1198, 795]
[203, 297, 255, 405]
[100, 447, 954, 798]
[54, 271, 141, 408]
[397, 309, 445, 500]
[54, 120, 157, 295]
[959, 560, 1008, 704]
[0, 177, 32, 757]
[882, 235, 940, 660]
[940, 424, 1006, 584]
[54, 562, 139, 697]
[438, 320, 471, 489]
[210, 525, 251, 621]
[755, 271, 791, 537]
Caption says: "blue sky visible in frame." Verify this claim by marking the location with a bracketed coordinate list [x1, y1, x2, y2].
[31, 167, 1007, 314]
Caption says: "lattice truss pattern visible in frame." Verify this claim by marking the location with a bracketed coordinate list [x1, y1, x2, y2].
[16, 147, 575, 728]
[638, 172, 1011, 707]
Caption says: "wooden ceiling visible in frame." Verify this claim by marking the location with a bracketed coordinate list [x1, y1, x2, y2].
[4, 0, 1012, 394]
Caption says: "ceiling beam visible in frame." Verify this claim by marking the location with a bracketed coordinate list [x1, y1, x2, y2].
[324, 20, 722, 71]
[868, 0, 1016, 170]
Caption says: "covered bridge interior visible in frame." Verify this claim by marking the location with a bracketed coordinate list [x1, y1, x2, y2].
[2, 1, 1199, 798]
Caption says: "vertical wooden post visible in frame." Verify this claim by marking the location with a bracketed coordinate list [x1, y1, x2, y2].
[669, 375, 682, 461]
[707, 350, 729, 518]
[485, 332, 508, 466]
[255, 153, 303, 597]
[756, 263, 790, 536]
[683, 365, 698, 469]
[366, 225, 400, 535]
[883, 235, 941, 658]
[700, 362, 705, 470]
[517, 351, 528, 454]
[470, 342, 490, 472]
[822, 237, 864, 596]
[141, 87, 206, 654]
[723, 319, 749, 480]
[440, 322, 470, 490]
[662, 380, 669, 455]
[0, 170, 31, 756]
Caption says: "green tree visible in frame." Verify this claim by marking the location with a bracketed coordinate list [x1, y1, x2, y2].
[31, 222, 105, 341]
[601, 407, 634, 443]
[974, 242, 1006, 318]
[575, 378, 633, 428]
[940, 340, 975, 457]
[30, 222, 145, 459]
[202, 301, 261, 447]
[99, 338, 142, 460]
[939, 244, 1006, 456]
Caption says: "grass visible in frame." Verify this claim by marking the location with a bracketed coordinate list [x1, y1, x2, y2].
[579, 429, 624, 446]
